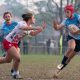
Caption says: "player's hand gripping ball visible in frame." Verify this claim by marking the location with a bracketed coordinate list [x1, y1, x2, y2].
[68, 24, 79, 33]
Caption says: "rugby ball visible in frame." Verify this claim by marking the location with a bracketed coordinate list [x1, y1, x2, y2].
[68, 24, 79, 32]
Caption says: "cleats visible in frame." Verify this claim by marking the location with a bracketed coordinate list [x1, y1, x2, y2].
[11, 70, 22, 79]
[11, 69, 14, 76]
[57, 64, 64, 70]
[53, 64, 63, 78]
[12, 74, 22, 79]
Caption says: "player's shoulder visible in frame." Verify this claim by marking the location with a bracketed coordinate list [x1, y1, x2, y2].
[18, 21, 27, 26]
[18, 21, 26, 24]
[73, 13, 80, 18]
[2, 22, 6, 26]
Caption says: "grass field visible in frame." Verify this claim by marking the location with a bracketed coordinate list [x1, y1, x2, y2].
[0, 54, 80, 80]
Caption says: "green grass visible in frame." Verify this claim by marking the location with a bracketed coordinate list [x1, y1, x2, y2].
[0, 54, 80, 80]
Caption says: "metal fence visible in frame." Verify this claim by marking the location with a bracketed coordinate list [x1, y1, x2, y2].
[0, 41, 60, 55]
[0, 41, 80, 55]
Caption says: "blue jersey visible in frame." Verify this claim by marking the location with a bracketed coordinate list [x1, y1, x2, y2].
[0, 21, 18, 42]
[61, 13, 80, 40]
[1, 21, 18, 36]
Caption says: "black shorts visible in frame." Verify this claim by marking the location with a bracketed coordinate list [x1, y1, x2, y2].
[67, 35, 80, 52]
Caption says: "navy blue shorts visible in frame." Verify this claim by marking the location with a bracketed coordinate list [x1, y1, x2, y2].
[67, 35, 80, 52]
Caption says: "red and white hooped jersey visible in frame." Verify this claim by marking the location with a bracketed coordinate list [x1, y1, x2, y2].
[5, 21, 31, 44]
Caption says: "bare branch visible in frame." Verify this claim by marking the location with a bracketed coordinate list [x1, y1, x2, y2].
[51, 0, 59, 9]
[47, 0, 59, 14]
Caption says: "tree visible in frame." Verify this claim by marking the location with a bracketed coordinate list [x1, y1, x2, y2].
[4, 0, 28, 18]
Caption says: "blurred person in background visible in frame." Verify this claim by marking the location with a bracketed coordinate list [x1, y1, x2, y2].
[0, 12, 20, 56]
[46, 39, 51, 54]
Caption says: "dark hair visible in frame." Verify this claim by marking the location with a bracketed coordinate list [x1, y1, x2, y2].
[22, 13, 33, 21]
[3, 12, 12, 18]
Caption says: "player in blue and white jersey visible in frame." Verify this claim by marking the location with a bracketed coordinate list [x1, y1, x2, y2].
[53, 5, 80, 78]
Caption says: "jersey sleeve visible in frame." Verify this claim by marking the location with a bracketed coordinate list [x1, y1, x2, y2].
[77, 15, 80, 22]
[60, 19, 66, 26]
[18, 21, 27, 28]
[1, 22, 5, 30]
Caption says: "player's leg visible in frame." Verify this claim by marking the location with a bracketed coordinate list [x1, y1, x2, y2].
[54, 39, 76, 78]
[11, 41, 20, 73]
[11, 41, 21, 76]
[8, 46, 22, 79]
[55, 39, 80, 78]
[11, 47, 20, 74]
[66, 39, 80, 64]
[66, 51, 76, 64]
[58, 39, 75, 69]
[0, 51, 12, 63]
[59, 39, 76, 69]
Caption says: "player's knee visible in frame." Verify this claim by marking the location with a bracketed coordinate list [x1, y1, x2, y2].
[15, 57, 21, 62]
[68, 47, 74, 51]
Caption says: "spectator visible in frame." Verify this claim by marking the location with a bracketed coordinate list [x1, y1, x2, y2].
[46, 39, 51, 54]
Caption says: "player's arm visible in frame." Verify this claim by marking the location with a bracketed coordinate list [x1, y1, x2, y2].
[30, 21, 46, 36]
[19, 26, 39, 30]
[71, 29, 80, 34]
[52, 20, 64, 30]
[69, 25, 80, 34]
[76, 30, 80, 34]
